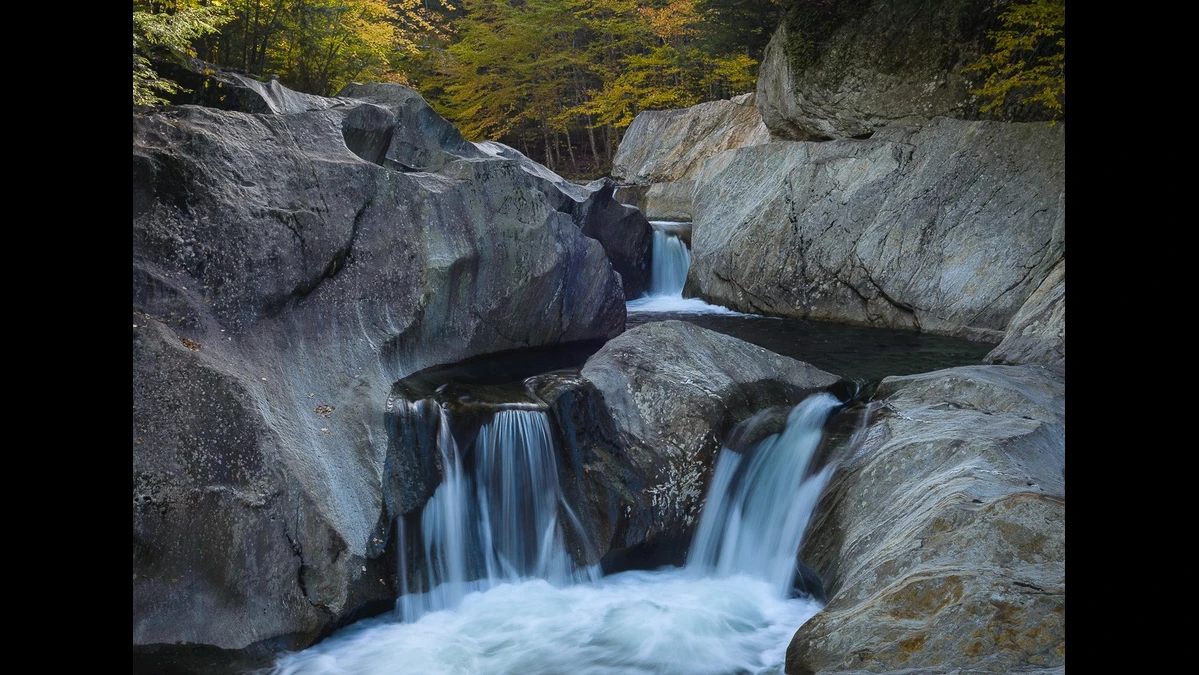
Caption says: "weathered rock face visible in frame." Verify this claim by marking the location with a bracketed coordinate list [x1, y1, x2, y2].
[687, 117, 1065, 341]
[614, 93, 770, 185]
[756, 0, 1046, 141]
[786, 365, 1065, 675]
[612, 93, 770, 220]
[987, 259, 1065, 367]
[338, 82, 653, 299]
[573, 321, 842, 563]
[133, 80, 638, 670]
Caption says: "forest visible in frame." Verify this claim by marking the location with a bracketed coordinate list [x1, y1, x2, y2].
[134, 0, 780, 178]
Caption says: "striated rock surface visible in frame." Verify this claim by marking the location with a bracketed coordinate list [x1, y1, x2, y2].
[755, 0, 1049, 141]
[612, 93, 770, 220]
[574, 321, 841, 563]
[133, 79, 639, 671]
[613, 93, 770, 185]
[986, 259, 1065, 367]
[786, 364, 1065, 675]
[687, 117, 1065, 341]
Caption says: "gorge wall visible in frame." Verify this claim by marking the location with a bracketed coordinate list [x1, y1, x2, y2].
[134, 76, 649, 670]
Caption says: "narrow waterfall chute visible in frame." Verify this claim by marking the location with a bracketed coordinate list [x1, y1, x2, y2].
[686, 392, 842, 596]
[628, 220, 746, 314]
[395, 406, 596, 622]
[649, 227, 691, 296]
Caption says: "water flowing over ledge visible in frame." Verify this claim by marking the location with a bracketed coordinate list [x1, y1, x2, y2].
[273, 391, 843, 675]
[628, 221, 749, 316]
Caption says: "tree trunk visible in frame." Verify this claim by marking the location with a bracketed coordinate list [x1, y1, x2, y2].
[565, 131, 578, 176]
[586, 117, 599, 171]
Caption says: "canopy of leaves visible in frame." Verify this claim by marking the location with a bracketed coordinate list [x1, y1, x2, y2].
[415, 0, 773, 177]
[133, 1, 232, 106]
[966, 0, 1065, 121]
[134, 0, 779, 177]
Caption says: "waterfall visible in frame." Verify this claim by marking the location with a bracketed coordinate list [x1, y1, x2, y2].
[396, 406, 596, 622]
[275, 392, 843, 674]
[627, 221, 743, 314]
[686, 392, 841, 597]
[649, 226, 691, 296]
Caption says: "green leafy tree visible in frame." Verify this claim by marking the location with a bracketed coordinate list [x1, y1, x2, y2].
[133, 1, 232, 106]
[966, 0, 1065, 121]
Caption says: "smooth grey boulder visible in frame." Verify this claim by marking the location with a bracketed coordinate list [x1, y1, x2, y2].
[613, 93, 770, 185]
[756, 0, 1048, 141]
[576, 321, 841, 558]
[133, 81, 633, 670]
[612, 93, 770, 220]
[786, 365, 1065, 674]
[687, 117, 1065, 341]
[337, 83, 653, 298]
[986, 259, 1065, 367]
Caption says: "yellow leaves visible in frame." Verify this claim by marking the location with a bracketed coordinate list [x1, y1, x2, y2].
[639, 0, 702, 43]
[965, 0, 1065, 120]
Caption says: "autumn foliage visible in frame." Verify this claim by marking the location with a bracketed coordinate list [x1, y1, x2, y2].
[133, 1, 778, 176]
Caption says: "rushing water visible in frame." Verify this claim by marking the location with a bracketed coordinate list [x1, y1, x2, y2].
[271, 215, 990, 673]
[687, 394, 839, 594]
[627, 221, 742, 315]
[395, 405, 598, 623]
[273, 393, 841, 675]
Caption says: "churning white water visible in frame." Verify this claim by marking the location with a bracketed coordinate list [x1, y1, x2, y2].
[274, 571, 820, 675]
[273, 393, 839, 675]
[627, 221, 746, 315]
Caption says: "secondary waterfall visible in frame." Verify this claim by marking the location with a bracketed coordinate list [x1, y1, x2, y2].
[395, 405, 597, 623]
[649, 225, 691, 296]
[273, 392, 842, 674]
[686, 393, 840, 595]
[628, 221, 743, 314]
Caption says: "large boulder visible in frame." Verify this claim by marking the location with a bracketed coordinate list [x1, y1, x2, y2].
[612, 93, 770, 220]
[986, 259, 1065, 367]
[786, 365, 1065, 674]
[133, 80, 637, 671]
[687, 117, 1065, 341]
[566, 320, 842, 565]
[755, 0, 1050, 141]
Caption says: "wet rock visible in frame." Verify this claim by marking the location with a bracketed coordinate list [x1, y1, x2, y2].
[786, 365, 1065, 674]
[578, 321, 841, 560]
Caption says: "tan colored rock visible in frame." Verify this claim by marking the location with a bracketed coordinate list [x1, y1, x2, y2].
[787, 365, 1065, 675]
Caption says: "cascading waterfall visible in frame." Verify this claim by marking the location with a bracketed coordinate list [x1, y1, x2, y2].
[628, 221, 743, 314]
[274, 392, 843, 674]
[649, 226, 691, 296]
[686, 392, 840, 595]
[396, 406, 597, 623]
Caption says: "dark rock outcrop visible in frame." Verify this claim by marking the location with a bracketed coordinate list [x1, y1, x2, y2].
[756, 0, 1049, 141]
[571, 321, 842, 563]
[786, 365, 1065, 674]
[986, 259, 1065, 367]
[133, 79, 643, 671]
[687, 117, 1065, 341]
